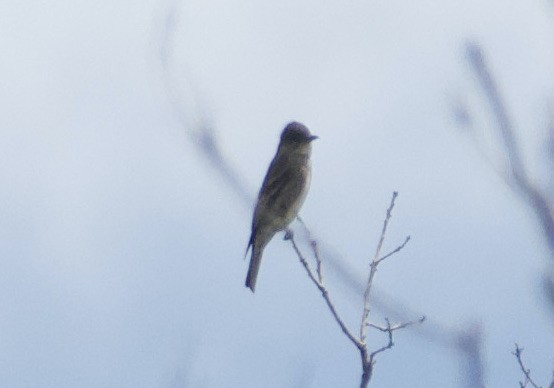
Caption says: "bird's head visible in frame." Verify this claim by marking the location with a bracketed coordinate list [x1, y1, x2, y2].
[280, 122, 318, 145]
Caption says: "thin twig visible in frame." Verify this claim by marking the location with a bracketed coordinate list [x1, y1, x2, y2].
[359, 316, 425, 387]
[513, 344, 542, 388]
[359, 191, 411, 388]
[367, 316, 426, 361]
[369, 318, 394, 360]
[359, 192, 411, 387]
[367, 316, 426, 332]
[360, 192, 410, 342]
[378, 236, 411, 264]
[287, 233, 363, 350]
[313, 240, 323, 283]
[298, 215, 484, 372]
[292, 195, 419, 388]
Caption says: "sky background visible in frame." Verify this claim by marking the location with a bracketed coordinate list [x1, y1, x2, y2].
[1, 1, 553, 387]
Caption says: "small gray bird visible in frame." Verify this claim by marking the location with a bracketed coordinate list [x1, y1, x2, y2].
[245, 122, 317, 292]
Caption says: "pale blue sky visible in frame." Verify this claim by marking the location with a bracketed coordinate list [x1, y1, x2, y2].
[1, 1, 553, 387]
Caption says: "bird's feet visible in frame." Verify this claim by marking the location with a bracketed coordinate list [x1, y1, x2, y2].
[284, 229, 294, 240]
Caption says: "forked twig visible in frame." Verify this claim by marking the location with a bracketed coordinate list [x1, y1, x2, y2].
[289, 193, 419, 387]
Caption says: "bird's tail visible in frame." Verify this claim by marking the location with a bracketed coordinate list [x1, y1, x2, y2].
[244, 233, 254, 259]
[245, 245, 263, 293]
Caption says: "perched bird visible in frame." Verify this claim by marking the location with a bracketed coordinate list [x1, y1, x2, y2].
[245, 122, 317, 292]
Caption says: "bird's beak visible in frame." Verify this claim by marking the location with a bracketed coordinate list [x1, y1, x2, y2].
[308, 135, 318, 142]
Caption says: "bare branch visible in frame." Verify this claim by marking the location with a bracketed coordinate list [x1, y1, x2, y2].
[369, 318, 394, 360]
[360, 316, 425, 388]
[378, 236, 411, 263]
[295, 194, 418, 387]
[372, 192, 399, 264]
[296, 217, 324, 283]
[513, 344, 542, 388]
[312, 240, 323, 284]
[367, 316, 425, 363]
[367, 316, 426, 331]
[286, 231, 363, 350]
[299, 215, 486, 378]
[360, 192, 410, 343]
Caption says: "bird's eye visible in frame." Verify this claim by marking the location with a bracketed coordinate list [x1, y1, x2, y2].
[285, 131, 307, 143]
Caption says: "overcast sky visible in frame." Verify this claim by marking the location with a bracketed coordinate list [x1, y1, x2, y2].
[1, 1, 553, 387]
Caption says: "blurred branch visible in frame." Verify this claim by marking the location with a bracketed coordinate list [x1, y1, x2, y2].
[465, 42, 554, 257]
[289, 193, 422, 387]
[463, 41, 554, 319]
[155, 0, 252, 206]
[465, 44, 525, 180]
[456, 324, 486, 388]
[459, 40, 554, 388]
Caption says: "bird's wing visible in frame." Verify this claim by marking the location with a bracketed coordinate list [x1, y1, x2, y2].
[252, 153, 308, 229]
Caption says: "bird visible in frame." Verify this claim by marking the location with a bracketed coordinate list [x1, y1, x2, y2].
[245, 121, 317, 292]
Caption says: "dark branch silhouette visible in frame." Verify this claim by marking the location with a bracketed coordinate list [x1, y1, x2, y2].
[513, 344, 543, 388]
